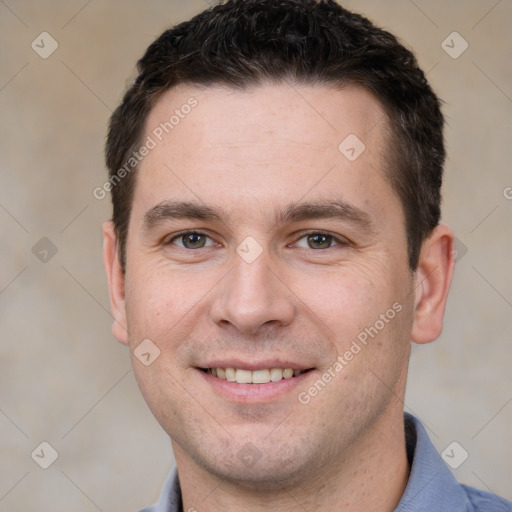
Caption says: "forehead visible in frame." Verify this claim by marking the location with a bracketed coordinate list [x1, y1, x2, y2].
[145, 82, 388, 152]
[133, 82, 396, 225]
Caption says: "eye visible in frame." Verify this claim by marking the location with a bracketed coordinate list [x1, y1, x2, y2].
[294, 232, 344, 250]
[167, 231, 216, 249]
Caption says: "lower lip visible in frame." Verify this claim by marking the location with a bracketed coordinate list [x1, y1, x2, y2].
[197, 369, 314, 403]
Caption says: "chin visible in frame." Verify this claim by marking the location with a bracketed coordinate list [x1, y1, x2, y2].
[193, 439, 320, 492]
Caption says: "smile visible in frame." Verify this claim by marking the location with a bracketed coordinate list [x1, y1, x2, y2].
[201, 367, 310, 384]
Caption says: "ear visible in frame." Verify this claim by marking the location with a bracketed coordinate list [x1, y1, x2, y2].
[103, 221, 129, 345]
[411, 224, 455, 345]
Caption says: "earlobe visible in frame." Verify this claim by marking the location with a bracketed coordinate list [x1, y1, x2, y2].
[102, 221, 129, 345]
[410, 224, 455, 345]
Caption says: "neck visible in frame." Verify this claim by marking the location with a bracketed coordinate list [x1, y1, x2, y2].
[174, 407, 410, 512]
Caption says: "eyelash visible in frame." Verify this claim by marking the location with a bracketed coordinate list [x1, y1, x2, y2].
[165, 230, 349, 250]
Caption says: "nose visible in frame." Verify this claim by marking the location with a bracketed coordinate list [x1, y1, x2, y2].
[209, 251, 295, 335]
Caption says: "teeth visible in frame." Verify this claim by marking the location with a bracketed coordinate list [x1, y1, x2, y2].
[225, 367, 236, 382]
[235, 369, 252, 384]
[251, 369, 270, 384]
[270, 368, 283, 381]
[283, 368, 293, 379]
[207, 367, 304, 383]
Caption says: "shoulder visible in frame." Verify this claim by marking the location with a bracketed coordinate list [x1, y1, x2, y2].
[399, 414, 511, 511]
[462, 484, 512, 512]
[136, 466, 182, 512]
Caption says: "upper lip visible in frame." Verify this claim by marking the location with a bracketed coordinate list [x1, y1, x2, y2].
[197, 359, 314, 371]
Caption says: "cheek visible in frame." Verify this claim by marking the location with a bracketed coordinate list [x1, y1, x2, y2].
[126, 263, 205, 340]
[130, 355, 187, 434]
[293, 259, 402, 340]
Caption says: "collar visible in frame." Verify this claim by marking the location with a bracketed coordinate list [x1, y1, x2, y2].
[394, 412, 471, 511]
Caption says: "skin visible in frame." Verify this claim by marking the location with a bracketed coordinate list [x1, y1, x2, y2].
[104, 83, 455, 511]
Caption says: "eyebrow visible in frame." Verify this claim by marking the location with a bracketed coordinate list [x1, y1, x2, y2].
[142, 199, 376, 233]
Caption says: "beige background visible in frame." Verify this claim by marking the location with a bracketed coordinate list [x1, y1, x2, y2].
[1, 0, 511, 510]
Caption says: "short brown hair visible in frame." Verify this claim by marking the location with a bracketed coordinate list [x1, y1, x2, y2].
[105, 0, 445, 271]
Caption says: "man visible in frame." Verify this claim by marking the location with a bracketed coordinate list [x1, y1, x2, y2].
[102, 1, 511, 510]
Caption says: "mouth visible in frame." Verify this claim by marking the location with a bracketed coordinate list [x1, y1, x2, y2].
[198, 367, 313, 384]
[195, 360, 316, 403]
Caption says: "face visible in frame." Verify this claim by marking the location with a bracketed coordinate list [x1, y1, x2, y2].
[106, 83, 427, 489]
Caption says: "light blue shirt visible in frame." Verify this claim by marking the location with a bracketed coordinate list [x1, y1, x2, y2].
[140, 413, 511, 511]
